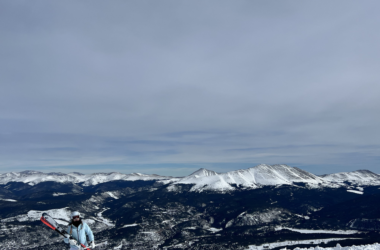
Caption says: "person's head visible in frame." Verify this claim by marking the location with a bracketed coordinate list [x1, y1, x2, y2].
[71, 211, 81, 225]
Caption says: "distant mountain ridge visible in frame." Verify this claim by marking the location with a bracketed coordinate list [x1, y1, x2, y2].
[169, 164, 324, 192]
[0, 171, 176, 186]
[1, 165, 379, 191]
[320, 169, 380, 185]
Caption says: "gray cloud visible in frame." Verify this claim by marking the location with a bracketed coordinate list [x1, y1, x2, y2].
[0, 1, 379, 176]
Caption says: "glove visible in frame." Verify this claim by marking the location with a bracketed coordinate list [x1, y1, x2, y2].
[63, 234, 70, 244]
[69, 238, 80, 247]
[89, 240, 95, 248]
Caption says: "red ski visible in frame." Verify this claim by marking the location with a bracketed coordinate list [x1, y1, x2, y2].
[40, 212, 91, 250]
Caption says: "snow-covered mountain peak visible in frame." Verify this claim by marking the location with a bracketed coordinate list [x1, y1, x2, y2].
[169, 164, 325, 192]
[353, 169, 379, 176]
[46, 172, 67, 176]
[131, 173, 144, 176]
[247, 164, 323, 185]
[169, 168, 221, 191]
[249, 163, 272, 169]
[188, 168, 219, 178]
[4, 172, 20, 177]
[321, 169, 380, 184]
[128, 173, 154, 177]
[19, 170, 43, 175]
[68, 172, 85, 176]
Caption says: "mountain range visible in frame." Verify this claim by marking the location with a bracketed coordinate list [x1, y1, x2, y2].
[1, 164, 379, 192]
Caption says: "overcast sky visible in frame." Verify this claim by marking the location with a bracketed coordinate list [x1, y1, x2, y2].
[1, 1, 379, 176]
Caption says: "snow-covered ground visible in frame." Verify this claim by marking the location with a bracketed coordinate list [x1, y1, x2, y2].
[247, 238, 362, 250]
[52, 192, 67, 196]
[1, 207, 72, 223]
[347, 190, 364, 195]
[295, 214, 310, 220]
[287, 243, 380, 250]
[0, 207, 107, 229]
[122, 223, 138, 228]
[105, 191, 119, 199]
[207, 227, 223, 233]
[0, 198, 17, 202]
[114, 243, 123, 249]
[96, 208, 115, 227]
[275, 227, 358, 234]
[322, 170, 380, 185]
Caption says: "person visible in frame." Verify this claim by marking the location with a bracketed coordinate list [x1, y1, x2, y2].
[63, 211, 95, 249]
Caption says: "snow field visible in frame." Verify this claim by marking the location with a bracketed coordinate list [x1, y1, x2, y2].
[114, 243, 123, 249]
[1, 207, 72, 223]
[247, 238, 362, 250]
[52, 193, 67, 196]
[0, 198, 17, 202]
[293, 243, 380, 250]
[105, 191, 119, 199]
[1, 207, 111, 230]
[207, 227, 223, 233]
[275, 227, 358, 235]
[347, 190, 364, 195]
[96, 208, 115, 227]
[122, 223, 138, 228]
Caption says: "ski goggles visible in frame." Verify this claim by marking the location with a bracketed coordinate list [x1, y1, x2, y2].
[72, 215, 80, 219]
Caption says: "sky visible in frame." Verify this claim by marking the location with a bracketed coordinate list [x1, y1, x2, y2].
[0, 1, 379, 176]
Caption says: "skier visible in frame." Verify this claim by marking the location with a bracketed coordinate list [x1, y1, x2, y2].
[63, 211, 95, 249]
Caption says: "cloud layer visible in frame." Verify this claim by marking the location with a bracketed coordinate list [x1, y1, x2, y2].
[1, 1, 379, 176]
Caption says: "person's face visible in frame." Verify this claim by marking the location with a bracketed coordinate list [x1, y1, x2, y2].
[73, 215, 80, 221]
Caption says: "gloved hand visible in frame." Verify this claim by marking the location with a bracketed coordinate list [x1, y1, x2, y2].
[69, 238, 79, 247]
[88, 240, 95, 248]
[63, 234, 70, 244]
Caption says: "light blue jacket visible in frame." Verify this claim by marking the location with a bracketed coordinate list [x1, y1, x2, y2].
[64, 222, 94, 247]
